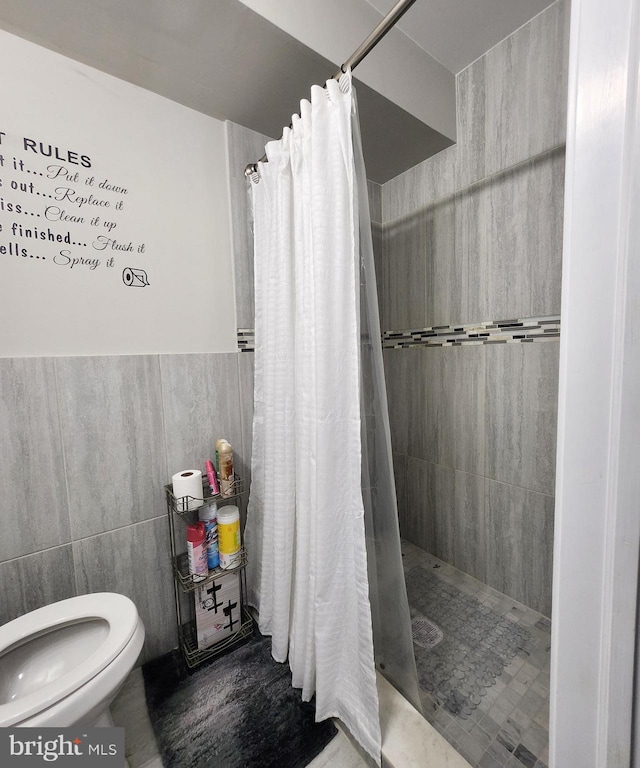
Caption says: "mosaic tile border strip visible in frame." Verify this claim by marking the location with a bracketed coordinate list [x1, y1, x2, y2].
[238, 316, 561, 352]
[237, 329, 255, 352]
[382, 316, 560, 349]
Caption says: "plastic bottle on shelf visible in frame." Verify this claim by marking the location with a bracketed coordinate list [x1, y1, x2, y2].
[218, 440, 235, 498]
[218, 505, 241, 569]
[215, 438, 225, 474]
[198, 503, 219, 570]
[186, 522, 208, 581]
[204, 459, 220, 495]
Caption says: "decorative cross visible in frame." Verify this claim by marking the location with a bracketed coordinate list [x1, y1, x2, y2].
[203, 581, 223, 612]
[223, 599, 239, 631]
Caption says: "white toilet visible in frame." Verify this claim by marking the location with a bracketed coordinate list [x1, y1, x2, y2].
[0, 593, 145, 728]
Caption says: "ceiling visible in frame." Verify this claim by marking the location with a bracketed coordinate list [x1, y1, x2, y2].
[0, 0, 556, 182]
[365, 0, 555, 73]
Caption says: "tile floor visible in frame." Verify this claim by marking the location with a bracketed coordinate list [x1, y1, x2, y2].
[401, 540, 551, 768]
[112, 543, 550, 768]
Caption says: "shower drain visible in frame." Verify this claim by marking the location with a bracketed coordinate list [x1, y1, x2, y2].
[411, 617, 444, 650]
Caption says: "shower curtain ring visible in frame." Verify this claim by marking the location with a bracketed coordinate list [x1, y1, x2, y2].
[244, 163, 260, 183]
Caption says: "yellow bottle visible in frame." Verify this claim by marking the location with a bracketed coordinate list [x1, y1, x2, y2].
[218, 505, 241, 569]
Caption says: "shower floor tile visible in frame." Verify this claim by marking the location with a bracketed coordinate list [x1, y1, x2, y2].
[402, 540, 551, 768]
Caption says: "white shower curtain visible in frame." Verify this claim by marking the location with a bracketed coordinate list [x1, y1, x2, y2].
[244, 72, 381, 762]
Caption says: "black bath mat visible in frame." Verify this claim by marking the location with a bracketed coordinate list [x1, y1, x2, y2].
[405, 565, 532, 718]
[142, 635, 337, 768]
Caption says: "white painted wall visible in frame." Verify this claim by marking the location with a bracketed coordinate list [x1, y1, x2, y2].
[237, 0, 456, 142]
[550, 0, 640, 764]
[0, 29, 236, 356]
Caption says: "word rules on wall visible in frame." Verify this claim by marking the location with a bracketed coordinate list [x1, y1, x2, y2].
[0, 132, 148, 283]
[0, 27, 235, 357]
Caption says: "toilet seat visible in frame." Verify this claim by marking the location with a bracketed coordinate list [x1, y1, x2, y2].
[0, 593, 138, 727]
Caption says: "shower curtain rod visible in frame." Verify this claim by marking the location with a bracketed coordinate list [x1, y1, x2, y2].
[244, 0, 419, 177]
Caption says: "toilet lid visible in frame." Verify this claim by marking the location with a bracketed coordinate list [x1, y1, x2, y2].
[0, 593, 139, 727]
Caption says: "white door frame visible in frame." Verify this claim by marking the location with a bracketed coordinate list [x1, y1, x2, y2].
[550, 0, 640, 765]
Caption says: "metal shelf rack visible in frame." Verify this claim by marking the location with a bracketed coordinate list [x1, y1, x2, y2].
[166, 475, 253, 668]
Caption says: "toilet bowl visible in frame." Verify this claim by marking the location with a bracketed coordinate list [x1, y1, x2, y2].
[0, 593, 145, 727]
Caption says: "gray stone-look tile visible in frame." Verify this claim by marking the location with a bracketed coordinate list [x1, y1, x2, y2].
[522, 721, 549, 756]
[367, 179, 382, 224]
[424, 197, 457, 327]
[404, 460, 485, 576]
[455, 56, 486, 190]
[73, 516, 176, 662]
[486, 150, 564, 319]
[454, 184, 489, 325]
[479, 750, 505, 768]
[383, 348, 427, 459]
[485, 479, 554, 616]
[382, 164, 422, 224]
[514, 743, 538, 768]
[478, 714, 502, 740]
[422, 345, 486, 476]
[392, 452, 408, 525]
[452, 470, 486, 583]
[160, 353, 242, 480]
[485, 342, 560, 496]
[56, 356, 166, 540]
[383, 145, 457, 222]
[237, 351, 254, 488]
[413, 146, 457, 211]
[230, 176, 255, 328]
[403, 457, 448, 555]
[0, 358, 70, 561]
[383, 349, 410, 456]
[0, 545, 76, 625]
[529, 149, 565, 318]
[371, 222, 385, 328]
[456, 729, 487, 763]
[383, 212, 428, 330]
[225, 120, 272, 183]
[485, 0, 569, 175]
[486, 163, 532, 319]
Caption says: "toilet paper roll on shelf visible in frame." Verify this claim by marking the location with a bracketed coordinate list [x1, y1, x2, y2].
[172, 470, 204, 512]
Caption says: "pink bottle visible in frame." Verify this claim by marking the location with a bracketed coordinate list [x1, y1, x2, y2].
[186, 522, 208, 581]
[204, 459, 220, 495]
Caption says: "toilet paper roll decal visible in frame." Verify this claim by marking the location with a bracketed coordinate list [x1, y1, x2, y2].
[122, 266, 150, 287]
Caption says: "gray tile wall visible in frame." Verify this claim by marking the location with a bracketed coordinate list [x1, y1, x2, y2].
[0, 359, 70, 562]
[484, 0, 569, 176]
[385, 346, 486, 475]
[380, 0, 569, 327]
[0, 122, 260, 662]
[385, 342, 559, 616]
[0, 352, 252, 661]
[381, 0, 569, 617]
[56, 356, 167, 540]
